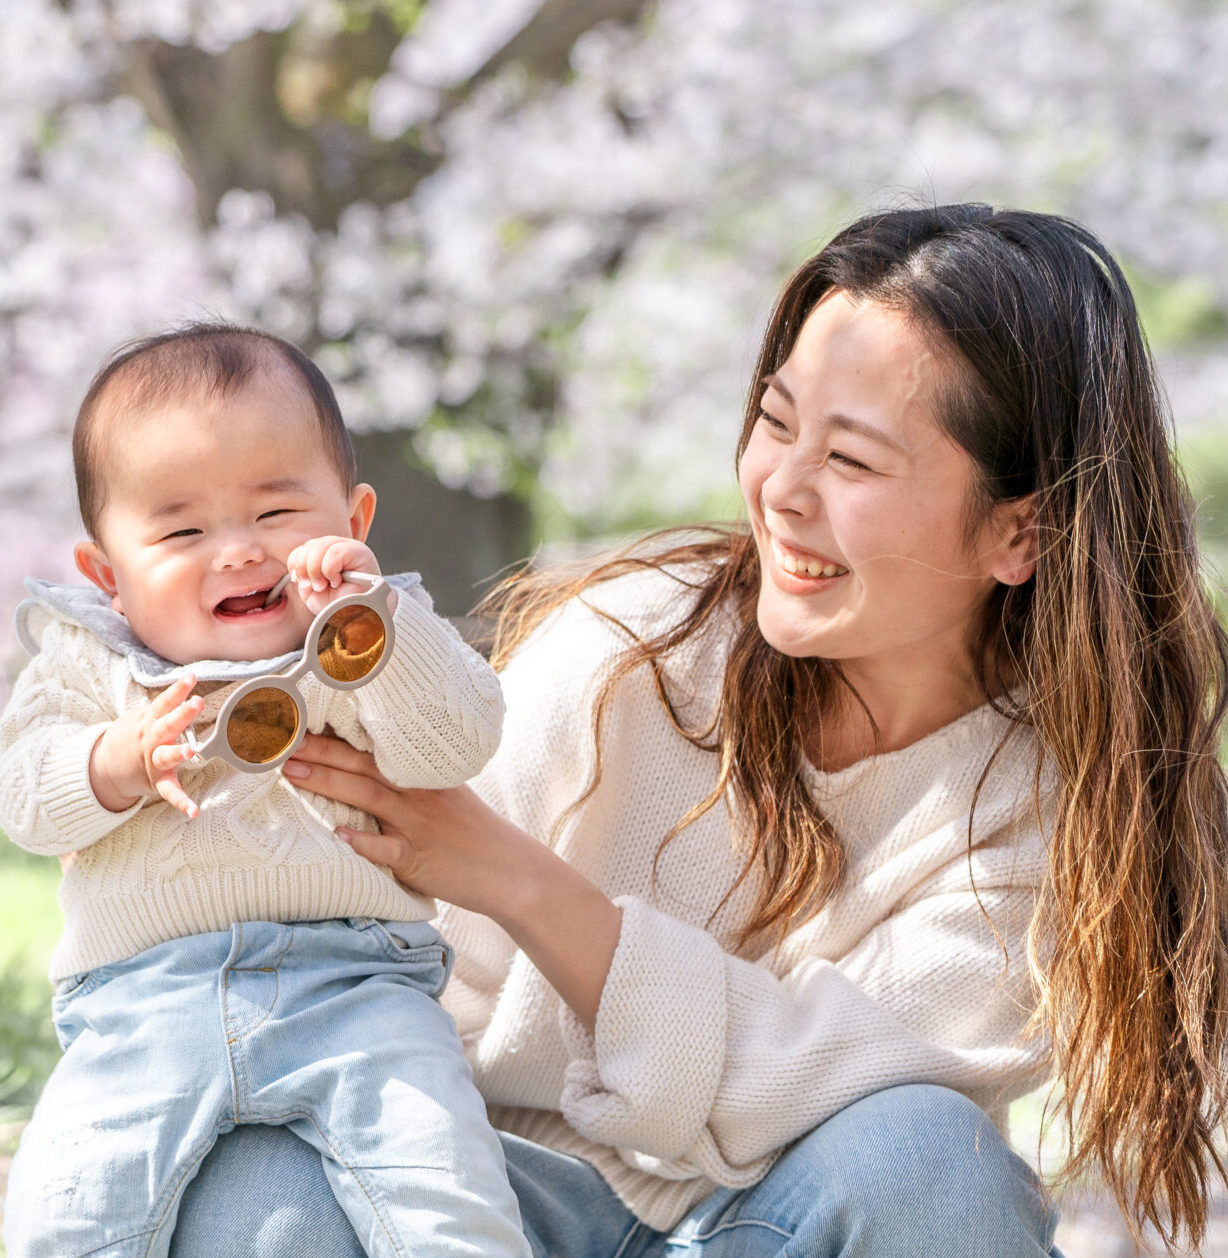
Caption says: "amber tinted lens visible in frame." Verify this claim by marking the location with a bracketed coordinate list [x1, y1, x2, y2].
[225, 687, 300, 764]
[316, 605, 387, 682]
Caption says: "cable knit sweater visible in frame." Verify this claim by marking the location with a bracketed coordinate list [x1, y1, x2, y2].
[0, 575, 504, 980]
[441, 564, 1055, 1231]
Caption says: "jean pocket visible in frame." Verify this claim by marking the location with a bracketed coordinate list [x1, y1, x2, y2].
[364, 919, 453, 997]
[50, 966, 112, 1051]
[51, 964, 111, 1007]
[52, 972, 90, 1002]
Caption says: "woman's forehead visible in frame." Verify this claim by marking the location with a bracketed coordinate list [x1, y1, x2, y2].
[776, 293, 942, 419]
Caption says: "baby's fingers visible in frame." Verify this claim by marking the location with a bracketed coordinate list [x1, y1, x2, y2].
[149, 695, 205, 748]
[150, 742, 197, 773]
[155, 773, 200, 820]
[317, 539, 366, 586]
[150, 673, 197, 716]
[287, 539, 334, 590]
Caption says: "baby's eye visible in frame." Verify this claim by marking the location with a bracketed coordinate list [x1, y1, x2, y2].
[161, 528, 202, 541]
[257, 508, 293, 521]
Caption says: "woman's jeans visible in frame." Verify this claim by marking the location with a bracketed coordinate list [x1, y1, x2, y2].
[4, 918, 528, 1258]
[168, 1083, 1064, 1257]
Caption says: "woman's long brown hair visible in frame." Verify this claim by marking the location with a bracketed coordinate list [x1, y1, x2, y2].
[480, 205, 1228, 1249]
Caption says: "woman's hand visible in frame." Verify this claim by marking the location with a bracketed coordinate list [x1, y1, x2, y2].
[283, 733, 525, 917]
[282, 733, 622, 1030]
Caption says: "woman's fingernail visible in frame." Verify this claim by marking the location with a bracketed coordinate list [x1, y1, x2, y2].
[281, 761, 309, 779]
[335, 828, 353, 845]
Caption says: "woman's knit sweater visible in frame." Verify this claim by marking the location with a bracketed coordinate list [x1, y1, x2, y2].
[442, 565, 1054, 1231]
[0, 577, 504, 980]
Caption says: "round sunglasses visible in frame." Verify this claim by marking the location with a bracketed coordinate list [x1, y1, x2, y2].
[184, 570, 394, 772]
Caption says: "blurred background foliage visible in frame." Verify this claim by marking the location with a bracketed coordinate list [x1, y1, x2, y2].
[1, 0, 1228, 1189]
[3, 0, 1228, 629]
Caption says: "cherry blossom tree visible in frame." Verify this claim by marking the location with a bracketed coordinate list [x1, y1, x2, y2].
[2, 0, 1227, 672]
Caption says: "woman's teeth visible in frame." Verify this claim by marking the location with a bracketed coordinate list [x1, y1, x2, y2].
[771, 540, 847, 579]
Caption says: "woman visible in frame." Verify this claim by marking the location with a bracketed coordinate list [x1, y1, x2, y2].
[172, 204, 1228, 1256]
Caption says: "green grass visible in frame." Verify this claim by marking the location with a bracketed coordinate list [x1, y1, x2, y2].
[0, 851, 62, 1255]
[0, 858, 61, 976]
[0, 851, 61, 1121]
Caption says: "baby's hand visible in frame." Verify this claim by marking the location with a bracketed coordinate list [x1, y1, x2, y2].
[285, 537, 381, 615]
[89, 674, 205, 819]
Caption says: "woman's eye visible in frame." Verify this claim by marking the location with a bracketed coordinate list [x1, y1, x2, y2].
[827, 450, 871, 472]
[758, 409, 789, 433]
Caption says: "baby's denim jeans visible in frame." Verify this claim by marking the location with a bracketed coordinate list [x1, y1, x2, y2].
[3, 917, 530, 1258]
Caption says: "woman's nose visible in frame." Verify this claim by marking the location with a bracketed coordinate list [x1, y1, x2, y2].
[761, 454, 818, 518]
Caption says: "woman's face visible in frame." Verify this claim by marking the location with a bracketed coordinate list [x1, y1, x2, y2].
[739, 289, 1020, 689]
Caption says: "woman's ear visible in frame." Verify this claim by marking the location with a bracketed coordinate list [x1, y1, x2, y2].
[989, 494, 1039, 587]
[74, 541, 123, 612]
[347, 483, 377, 542]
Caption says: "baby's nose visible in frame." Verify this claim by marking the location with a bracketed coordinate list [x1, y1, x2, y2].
[214, 532, 265, 569]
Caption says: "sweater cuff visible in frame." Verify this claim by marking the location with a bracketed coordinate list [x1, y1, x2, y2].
[38, 722, 144, 852]
[558, 895, 727, 1162]
[353, 588, 503, 780]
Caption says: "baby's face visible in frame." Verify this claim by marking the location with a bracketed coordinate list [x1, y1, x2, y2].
[76, 371, 374, 665]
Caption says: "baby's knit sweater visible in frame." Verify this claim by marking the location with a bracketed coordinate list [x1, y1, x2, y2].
[0, 577, 504, 980]
[441, 565, 1055, 1231]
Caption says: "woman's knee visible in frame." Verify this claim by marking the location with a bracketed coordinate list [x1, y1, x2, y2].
[170, 1125, 364, 1258]
[776, 1085, 1058, 1254]
[791, 1085, 1025, 1192]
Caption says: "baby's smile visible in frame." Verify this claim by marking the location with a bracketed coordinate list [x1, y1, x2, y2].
[212, 582, 287, 619]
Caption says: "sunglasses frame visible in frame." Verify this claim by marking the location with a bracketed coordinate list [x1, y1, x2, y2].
[184, 570, 395, 773]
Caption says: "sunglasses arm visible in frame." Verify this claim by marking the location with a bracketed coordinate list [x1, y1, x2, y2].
[265, 568, 385, 608]
[181, 724, 210, 765]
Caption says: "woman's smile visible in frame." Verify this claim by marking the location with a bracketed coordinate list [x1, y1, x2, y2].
[765, 535, 850, 593]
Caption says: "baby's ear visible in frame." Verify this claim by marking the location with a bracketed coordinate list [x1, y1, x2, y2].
[74, 541, 123, 613]
[347, 482, 377, 542]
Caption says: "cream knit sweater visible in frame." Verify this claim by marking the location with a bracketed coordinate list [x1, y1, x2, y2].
[441, 565, 1055, 1231]
[0, 578, 504, 980]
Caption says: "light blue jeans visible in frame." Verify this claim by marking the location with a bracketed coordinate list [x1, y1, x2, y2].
[167, 1082, 1064, 1256]
[3, 918, 529, 1258]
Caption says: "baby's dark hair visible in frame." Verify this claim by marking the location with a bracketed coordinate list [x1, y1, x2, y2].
[73, 321, 359, 538]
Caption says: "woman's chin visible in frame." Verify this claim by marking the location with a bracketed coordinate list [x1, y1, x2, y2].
[757, 614, 830, 660]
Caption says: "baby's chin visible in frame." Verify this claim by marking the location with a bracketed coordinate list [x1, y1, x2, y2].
[133, 621, 307, 667]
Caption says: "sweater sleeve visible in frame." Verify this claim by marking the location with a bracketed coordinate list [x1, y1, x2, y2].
[556, 874, 1045, 1187]
[0, 619, 144, 855]
[305, 580, 504, 790]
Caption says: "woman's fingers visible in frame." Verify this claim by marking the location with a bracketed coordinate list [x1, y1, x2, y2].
[336, 827, 413, 873]
[289, 732, 386, 778]
[282, 746, 397, 817]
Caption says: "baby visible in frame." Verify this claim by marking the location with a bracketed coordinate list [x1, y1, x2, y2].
[0, 324, 530, 1258]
